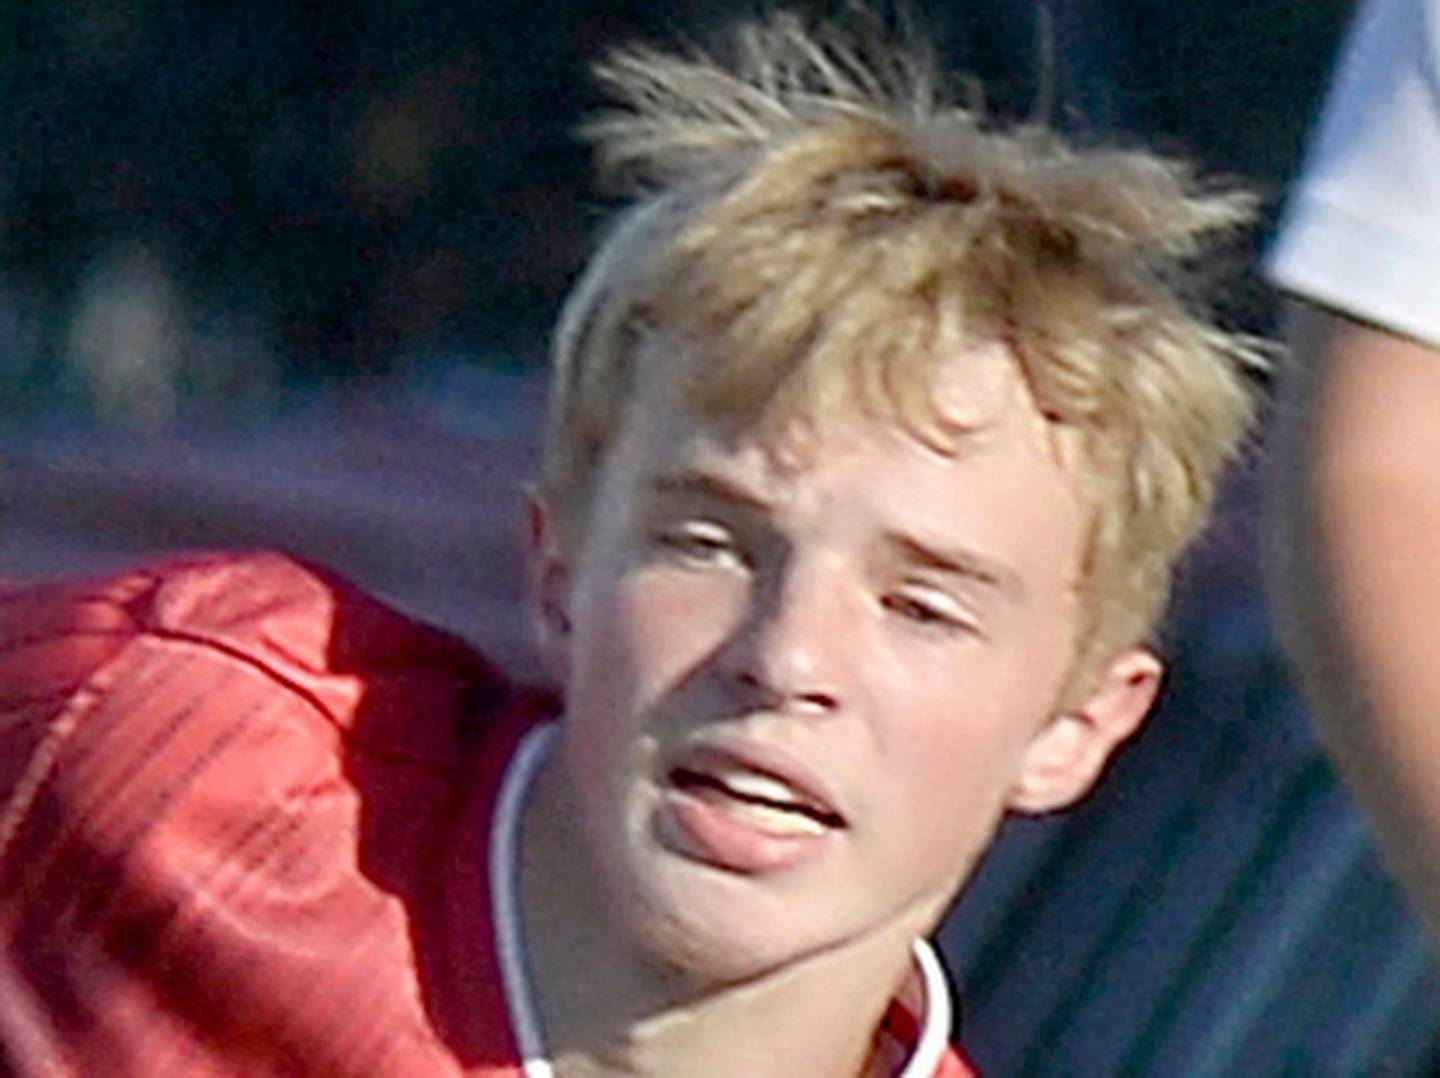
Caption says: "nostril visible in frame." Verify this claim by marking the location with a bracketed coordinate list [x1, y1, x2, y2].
[729, 670, 837, 714]
[794, 690, 839, 713]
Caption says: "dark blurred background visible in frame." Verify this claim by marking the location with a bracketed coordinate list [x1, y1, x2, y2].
[6, 2, 1434, 1074]
[0, 0, 1343, 419]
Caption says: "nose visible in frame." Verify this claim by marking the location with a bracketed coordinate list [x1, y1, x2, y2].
[722, 557, 846, 716]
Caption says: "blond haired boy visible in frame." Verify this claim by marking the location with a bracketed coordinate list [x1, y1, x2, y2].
[0, 12, 1258, 1076]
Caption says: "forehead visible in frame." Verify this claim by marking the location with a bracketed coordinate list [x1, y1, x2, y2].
[615, 335, 1080, 480]
[595, 339, 1088, 587]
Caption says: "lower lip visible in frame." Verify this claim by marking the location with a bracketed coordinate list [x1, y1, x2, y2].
[655, 787, 835, 875]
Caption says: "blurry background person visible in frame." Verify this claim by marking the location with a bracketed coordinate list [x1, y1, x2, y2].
[1266, 0, 1440, 943]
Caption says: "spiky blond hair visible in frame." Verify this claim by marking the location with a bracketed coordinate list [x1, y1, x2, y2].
[541, 10, 1263, 693]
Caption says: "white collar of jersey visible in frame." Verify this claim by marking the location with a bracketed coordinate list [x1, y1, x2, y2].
[492, 724, 955, 1078]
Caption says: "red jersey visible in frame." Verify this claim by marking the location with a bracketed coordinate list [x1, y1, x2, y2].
[0, 552, 974, 1076]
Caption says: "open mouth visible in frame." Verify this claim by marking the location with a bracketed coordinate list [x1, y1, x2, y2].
[670, 764, 846, 835]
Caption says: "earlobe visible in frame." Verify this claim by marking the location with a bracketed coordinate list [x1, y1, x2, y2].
[523, 491, 573, 682]
[1006, 648, 1163, 815]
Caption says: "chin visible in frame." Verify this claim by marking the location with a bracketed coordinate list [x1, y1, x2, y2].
[634, 903, 819, 988]
[605, 841, 858, 989]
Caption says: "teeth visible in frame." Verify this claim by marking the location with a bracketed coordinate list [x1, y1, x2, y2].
[673, 761, 842, 831]
[713, 767, 805, 806]
[725, 799, 828, 836]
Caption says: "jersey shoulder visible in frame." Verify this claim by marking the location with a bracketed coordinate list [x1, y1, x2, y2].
[0, 552, 539, 1074]
[1, 548, 507, 732]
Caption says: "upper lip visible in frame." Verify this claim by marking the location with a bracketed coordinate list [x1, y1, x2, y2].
[665, 736, 848, 829]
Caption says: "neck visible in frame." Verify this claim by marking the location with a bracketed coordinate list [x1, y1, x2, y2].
[515, 749, 927, 1078]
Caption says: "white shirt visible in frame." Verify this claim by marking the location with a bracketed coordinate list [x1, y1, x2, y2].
[1267, 0, 1440, 347]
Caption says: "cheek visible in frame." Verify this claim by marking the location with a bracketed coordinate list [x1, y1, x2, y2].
[632, 562, 751, 656]
[874, 641, 1070, 829]
[882, 702, 1028, 874]
[900, 699, 1024, 804]
[572, 566, 747, 719]
[564, 570, 750, 827]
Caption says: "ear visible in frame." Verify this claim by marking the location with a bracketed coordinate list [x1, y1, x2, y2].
[1005, 648, 1163, 815]
[523, 491, 573, 683]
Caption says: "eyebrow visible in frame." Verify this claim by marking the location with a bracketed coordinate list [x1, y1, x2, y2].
[883, 532, 1027, 603]
[651, 470, 1027, 602]
[649, 470, 775, 512]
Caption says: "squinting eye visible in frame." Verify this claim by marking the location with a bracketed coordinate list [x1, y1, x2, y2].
[653, 521, 745, 568]
[882, 591, 974, 636]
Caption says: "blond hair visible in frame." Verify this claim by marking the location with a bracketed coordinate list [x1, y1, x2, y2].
[542, 11, 1263, 691]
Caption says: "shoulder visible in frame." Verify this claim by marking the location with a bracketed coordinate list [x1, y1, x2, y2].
[3, 547, 494, 667]
[0, 552, 548, 1072]
[0, 550, 523, 849]
[2, 549, 508, 723]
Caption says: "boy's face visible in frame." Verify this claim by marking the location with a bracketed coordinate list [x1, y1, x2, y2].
[532, 340, 1159, 984]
